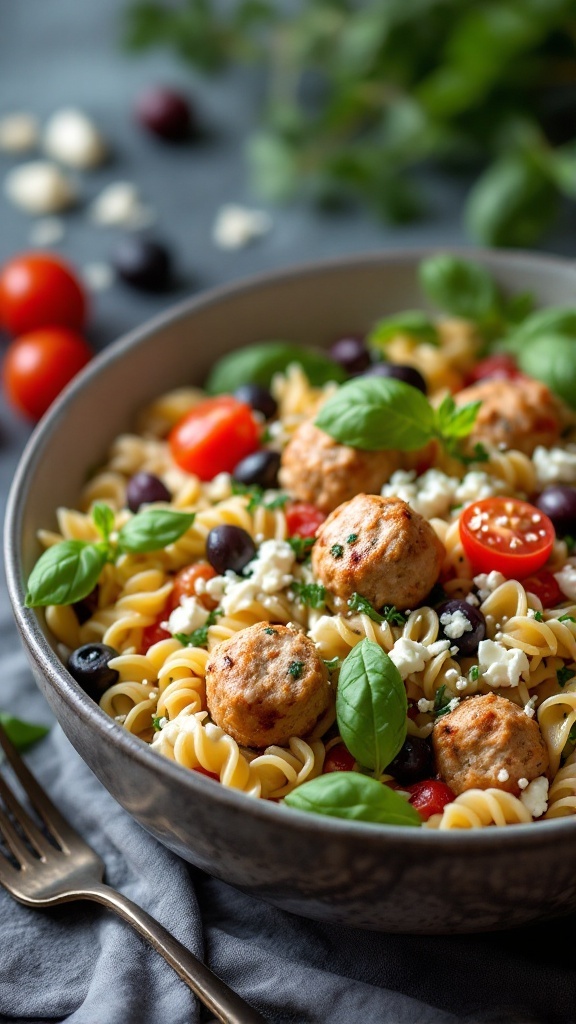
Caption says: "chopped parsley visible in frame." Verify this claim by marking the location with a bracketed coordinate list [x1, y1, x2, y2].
[347, 592, 406, 625]
[231, 481, 289, 513]
[264, 626, 276, 635]
[152, 714, 166, 731]
[346, 533, 358, 544]
[175, 609, 221, 649]
[288, 535, 316, 560]
[323, 656, 341, 672]
[533, 610, 544, 622]
[433, 684, 456, 718]
[559, 614, 576, 623]
[557, 666, 576, 688]
[330, 543, 344, 559]
[564, 535, 576, 553]
[468, 665, 480, 682]
[291, 581, 326, 609]
[288, 661, 305, 679]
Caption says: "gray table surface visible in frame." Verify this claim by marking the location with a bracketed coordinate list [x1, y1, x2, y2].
[1, 4, 576, 1024]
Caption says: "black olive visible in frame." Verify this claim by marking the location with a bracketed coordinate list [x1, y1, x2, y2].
[206, 525, 256, 575]
[329, 335, 371, 376]
[233, 384, 278, 420]
[112, 237, 172, 292]
[386, 736, 434, 785]
[67, 643, 120, 701]
[362, 362, 427, 394]
[126, 471, 171, 512]
[232, 450, 281, 489]
[535, 485, 576, 538]
[436, 599, 486, 657]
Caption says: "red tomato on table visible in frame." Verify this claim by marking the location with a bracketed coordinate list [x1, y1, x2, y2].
[0, 252, 87, 335]
[169, 396, 260, 480]
[459, 497, 555, 579]
[3, 326, 92, 420]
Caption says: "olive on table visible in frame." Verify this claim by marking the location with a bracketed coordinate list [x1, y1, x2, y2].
[386, 736, 434, 786]
[233, 384, 278, 420]
[329, 335, 371, 376]
[206, 524, 256, 575]
[112, 237, 172, 292]
[127, 471, 171, 512]
[535, 485, 576, 538]
[134, 85, 194, 141]
[232, 450, 281, 489]
[436, 599, 486, 657]
[362, 361, 427, 394]
[67, 643, 120, 700]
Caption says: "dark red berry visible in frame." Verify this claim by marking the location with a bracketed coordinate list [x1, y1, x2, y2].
[135, 86, 193, 141]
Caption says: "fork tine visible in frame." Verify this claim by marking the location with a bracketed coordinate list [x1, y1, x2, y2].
[0, 803, 38, 868]
[0, 772, 55, 859]
[0, 723, 83, 852]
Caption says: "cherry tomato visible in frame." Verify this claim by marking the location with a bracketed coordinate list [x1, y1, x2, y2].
[406, 779, 455, 821]
[0, 252, 87, 336]
[3, 326, 92, 420]
[463, 353, 521, 385]
[194, 765, 220, 781]
[520, 569, 564, 608]
[459, 497, 555, 579]
[323, 743, 356, 773]
[169, 396, 260, 480]
[170, 562, 218, 612]
[285, 502, 326, 539]
[141, 618, 171, 651]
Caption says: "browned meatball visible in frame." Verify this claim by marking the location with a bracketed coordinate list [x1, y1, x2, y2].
[311, 493, 445, 611]
[432, 693, 549, 796]
[279, 420, 400, 514]
[205, 622, 331, 749]
[455, 377, 568, 456]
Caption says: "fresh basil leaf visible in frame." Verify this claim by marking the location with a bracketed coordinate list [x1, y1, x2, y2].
[367, 311, 439, 349]
[419, 253, 502, 325]
[92, 502, 115, 542]
[284, 771, 421, 827]
[315, 377, 435, 451]
[117, 509, 196, 553]
[464, 154, 559, 249]
[0, 713, 50, 751]
[503, 307, 576, 353]
[336, 639, 407, 778]
[25, 540, 108, 607]
[205, 341, 346, 395]
[435, 395, 482, 439]
[517, 334, 576, 410]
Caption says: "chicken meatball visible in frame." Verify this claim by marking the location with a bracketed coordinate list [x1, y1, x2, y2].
[311, 493, 445, 611]
[432, 693, 549, 796]
[455, 377, 568, 456]
[205, 621, 331, 749]
[279, 420, 400, 514]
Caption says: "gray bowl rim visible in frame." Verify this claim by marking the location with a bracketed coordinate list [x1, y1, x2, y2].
[5, 243, 576, 853]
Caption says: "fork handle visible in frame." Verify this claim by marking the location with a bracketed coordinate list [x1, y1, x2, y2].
[78, 882, 267, 1023]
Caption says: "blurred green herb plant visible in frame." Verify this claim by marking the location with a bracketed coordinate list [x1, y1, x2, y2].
[123, 0, 576, 246]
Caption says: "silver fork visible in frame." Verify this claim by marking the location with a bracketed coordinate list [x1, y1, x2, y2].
[0, 723, 267, 1024]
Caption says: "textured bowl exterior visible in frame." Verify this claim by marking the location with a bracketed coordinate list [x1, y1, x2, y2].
[6, 248, 576, 934]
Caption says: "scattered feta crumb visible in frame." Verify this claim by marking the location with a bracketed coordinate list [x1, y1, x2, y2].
[28, 215, 65, 247]
[554, 562, 576, 601]
[477, 639, 529, 688]
[455, 677, 469, 691]
[417, 697, 434, 714]
[533, 445, 576, 487]
[89, 180, 155, 228]
[0, 112, 40, 153]
[43, 108, 108, 169]
[212, 204, 272, 250]
[210, 540, 295, 616]
[4, 160, 77, 214]
[497, 768, 509, 783]
[81, 261, 114, 292]
[440, 608, 473, 639]
[473, 571, 506, 603]
[164, 596, 210, 636]
[115, 714, 127, 724]
[426, 639, 451, 656]
[389, 638, 431, 679]
[156, 716, 168, 730]
[519, 776, 549, 818]
[523, 696, 538, 719]
[518, 777, 529, 790]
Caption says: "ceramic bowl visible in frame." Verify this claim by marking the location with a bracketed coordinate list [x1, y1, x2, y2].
[6, 248, 576, 934]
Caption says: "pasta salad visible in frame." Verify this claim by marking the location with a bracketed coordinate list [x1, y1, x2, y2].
[26, 254, 576, 830]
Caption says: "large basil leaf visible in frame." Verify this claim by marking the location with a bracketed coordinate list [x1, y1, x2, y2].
[464, 154, 558, 249]
[284, 771, 421, 827]
[418, 253, 501, 324]
[205, 341, 346, 394]
[336, 639, 407, 777]
[517, 333, 576, 409]
[367, 310, 439, 350]
[118, 509, 196, 553]
[315, 376, 435, 451]
[502, 308, 576, 353]
[25, 540, 109, 608]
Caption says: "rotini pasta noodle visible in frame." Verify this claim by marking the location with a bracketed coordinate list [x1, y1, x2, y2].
[426, 788, 533, 829]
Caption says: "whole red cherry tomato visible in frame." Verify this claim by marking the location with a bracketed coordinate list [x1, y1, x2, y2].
[463, 353, 521, 385]
[520, 569, 564, 608]
[3, 326, 92, 420]
[170, 562, 218, 611]
[285, 502, 326, 539]
[460, 497, 555, 579]
[323, 743, 356, 773]
[0, 252, 87, 336]
[169, 396, 260, 480]
[406, 779, 455, 820]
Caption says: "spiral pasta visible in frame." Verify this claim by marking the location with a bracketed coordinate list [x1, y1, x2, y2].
[426, 788, 533, 829]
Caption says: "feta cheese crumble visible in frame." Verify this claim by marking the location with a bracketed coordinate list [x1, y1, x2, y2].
[519, 776, 549, 818]
[473, 571, 506, 603]
[440, 608, 473, 639]
[554, 561, 576, 601]
[212, 204, 272, 250]
[388, 638, 431, 679]
[4, 160, 77, 214]
[43, 108, 108, 169]
[206, 540, 295, 616]
[164, 596, 210, 636]
[477, 639, 529, 688]
[533, 445, 576, 487]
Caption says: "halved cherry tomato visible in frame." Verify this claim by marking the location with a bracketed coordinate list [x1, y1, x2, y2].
[169, 396, 260, 480]
[463, 353, 521, 386]
[521, 569, 564, 608]
[3, 326, 92, 420]
[285, 502, 326, 539]
[460, 497, 555, 579]
[141, 618, 171, 651]
[323, 743, 356, 773]
[406, 779, 455, 821]
[170, 562, 218, 611]
[0, 252, 87, 335]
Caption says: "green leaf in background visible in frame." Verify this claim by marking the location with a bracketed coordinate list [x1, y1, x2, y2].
[367, 311, 440, 350]
[517, 334, 576, 409]
[418, 253, 502, 325]
[25, 540, 109, 608]
[0, 713, 50, 751]
[502, 307, 576, 353]
[336, 639, 407, 778]
[205, 341, 346, 394]
[284, 770, 421, 827]
[117, 509, 195, 553]
[314, 376, 435, 451]
[464, 153, 559, 248]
